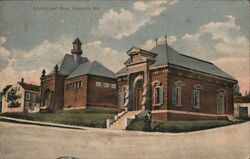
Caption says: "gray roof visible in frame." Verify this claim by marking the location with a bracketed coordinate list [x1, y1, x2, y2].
[52, 54, 89, 75]
[66, 61, 116, 79]
[117, 44, 236, 81]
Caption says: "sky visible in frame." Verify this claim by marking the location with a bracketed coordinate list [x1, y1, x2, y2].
[0, 0, 249, 94]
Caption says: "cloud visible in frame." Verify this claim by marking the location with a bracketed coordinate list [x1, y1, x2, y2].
[98, 8, 148, 39]
[181, 15, 249, 93]
[83, 41, 128, 72]
[0, 36, 12, 71]
[97, 1, 177, 39]
[0, 36, 7, 45]
[133, 1, 168, 16]
[142, 35, 177, 50]
[213, 57, 249, 94]
[182, 15, 248, 59]
[0, 35, 73, 90]
[0, 35, 128, 90]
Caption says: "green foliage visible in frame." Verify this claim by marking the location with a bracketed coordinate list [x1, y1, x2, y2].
[7, 88, 21, 108]
[126, 119, 240, 133]
[0, 108, 117, 128]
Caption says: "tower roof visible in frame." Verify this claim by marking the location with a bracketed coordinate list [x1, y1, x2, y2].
[73, 38, 82, 44]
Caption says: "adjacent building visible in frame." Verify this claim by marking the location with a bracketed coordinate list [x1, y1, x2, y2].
[1, 79, 40, 113]
[40, 38, 117, 110]
[234, 95, 250, 119]
[116, 42, 237, 120]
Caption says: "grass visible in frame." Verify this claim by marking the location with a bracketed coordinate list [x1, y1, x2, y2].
[0, 108, 117, 128]
[126, 119, 243, 133]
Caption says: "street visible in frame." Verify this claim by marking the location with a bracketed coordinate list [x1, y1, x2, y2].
[0, 121, 249, 159]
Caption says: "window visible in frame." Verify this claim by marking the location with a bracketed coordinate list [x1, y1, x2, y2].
[155, 87, 160, 104]
[154, 86, 163, 105]
[26, 93, 30, 100]
[152, 80, 164, 106]
[79, 81, 82, 88]
[25, 101, 30, 108]
[32, 94, 37, 102]
[111, 84, 116, 89]
[217, 93, 225, 115]
[192, 90, 200, 108]
[96, 82, 101, 87]
[172, 87, 181, 106]
[103, 83, 110, 88]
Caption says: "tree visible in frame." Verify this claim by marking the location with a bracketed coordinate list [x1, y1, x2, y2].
[7, 88, 21, 108]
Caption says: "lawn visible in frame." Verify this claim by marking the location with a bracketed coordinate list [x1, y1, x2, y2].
[0, 108, 117, 128]
[126, 119, 243, 133]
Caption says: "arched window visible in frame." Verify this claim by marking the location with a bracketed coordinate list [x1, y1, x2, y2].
[152, 81, 163, 106]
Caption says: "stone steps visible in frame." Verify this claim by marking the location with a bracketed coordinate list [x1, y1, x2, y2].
[109, 111, 139, 130]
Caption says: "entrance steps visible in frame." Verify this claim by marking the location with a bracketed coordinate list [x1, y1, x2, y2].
[109, 111, 141, 130]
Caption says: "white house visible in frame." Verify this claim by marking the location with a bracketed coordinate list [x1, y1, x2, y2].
[1, 78, 40, 113]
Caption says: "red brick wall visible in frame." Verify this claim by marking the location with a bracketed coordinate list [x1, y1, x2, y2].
[55, 74, 66, 109]
[64, 75, 87, 109]
[87, 75, 117, 108]
[152, 112, 219, 121]
[40, 74, 56, 108]
[166, 112, 218, 120]
[40, 73, 67, 109]
[167, 69, 235, 115]
[150, 68, 168, 111]
[152, 112, 168, 121]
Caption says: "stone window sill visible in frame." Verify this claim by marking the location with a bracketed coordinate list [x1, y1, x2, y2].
[153, 103, 162, 107]
[193, 106, 201, 109]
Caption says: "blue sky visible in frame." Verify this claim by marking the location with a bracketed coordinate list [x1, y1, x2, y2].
[0, 0, 249, 93]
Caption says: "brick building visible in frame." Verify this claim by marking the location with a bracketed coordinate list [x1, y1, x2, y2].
[116, 42, 237, 121]
[40, 38, 117, 110]
[1, 79, 40, 113]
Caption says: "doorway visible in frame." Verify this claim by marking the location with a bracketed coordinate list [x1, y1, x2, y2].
[134, 79, 143, 110]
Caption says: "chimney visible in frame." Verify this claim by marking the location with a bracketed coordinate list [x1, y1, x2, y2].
[21, 78, 24, 83]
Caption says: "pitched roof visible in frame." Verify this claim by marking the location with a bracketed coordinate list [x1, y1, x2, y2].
[117, 44, 236, 81]
[150, 44, 235, 80]
[18, 82, 40, 92]
[116, 67, 128, 76]
[2, 85, 12, 93]
[66, 61, 116, 79]
[50, 54, 89, 75]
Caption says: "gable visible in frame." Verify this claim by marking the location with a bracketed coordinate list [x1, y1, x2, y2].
[125, 47, 157, 66]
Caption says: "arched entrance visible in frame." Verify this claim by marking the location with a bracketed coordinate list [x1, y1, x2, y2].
[134, 79, 143, 110]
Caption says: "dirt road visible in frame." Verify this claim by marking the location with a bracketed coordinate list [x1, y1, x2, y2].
[0, 121, 249, 159]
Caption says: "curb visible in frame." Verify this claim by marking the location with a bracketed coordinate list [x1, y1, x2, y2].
[0, 116, 86, 130]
